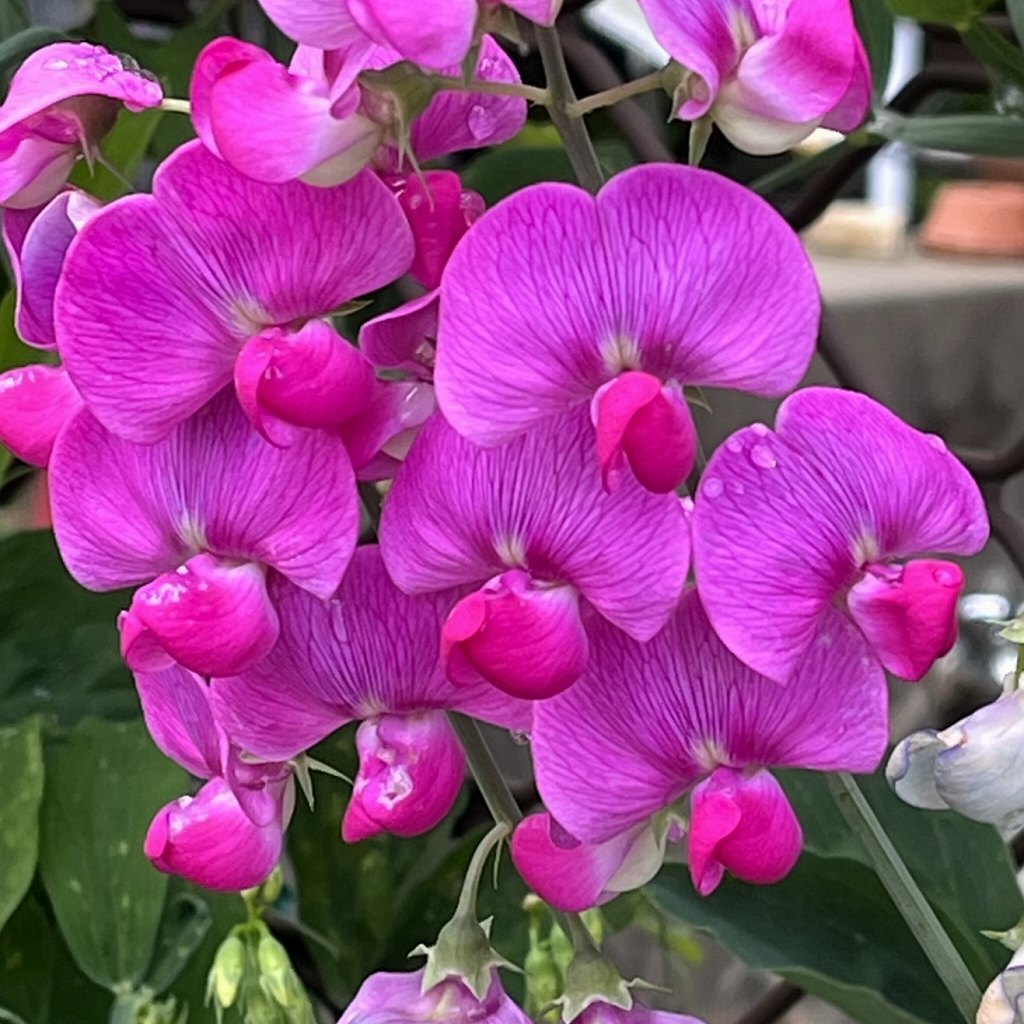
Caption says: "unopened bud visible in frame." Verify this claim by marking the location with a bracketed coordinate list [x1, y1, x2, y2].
[207, 933, 245, 1013]
[256, 933, 315, 1023]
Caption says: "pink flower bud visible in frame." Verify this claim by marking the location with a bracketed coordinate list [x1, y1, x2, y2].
[120, 554, 280, 677]
[442, 570, 590, 699]
[847, 558, 964, 681]
[0, 364, 82, 467]
[342, 712, 464, 842]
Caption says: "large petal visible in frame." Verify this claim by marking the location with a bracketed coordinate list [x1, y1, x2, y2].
[692, 387, 989, 683]
[380, 408, 689, 641]
[256, 0, 364, 50]
[49, 389, 359, 595]
[211, 545, 531, 762]
[347, 0, 476, 70]
[435, 163, 818, 445]
[532, 588, 887, 844]
[57, 140, 413, 442]
[0, 363, 82, 467]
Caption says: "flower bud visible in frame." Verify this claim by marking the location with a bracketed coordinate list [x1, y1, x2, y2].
[257, 932, 314, 1020]
[207, 933, 246, 1013]
[0, 364, 83, 467]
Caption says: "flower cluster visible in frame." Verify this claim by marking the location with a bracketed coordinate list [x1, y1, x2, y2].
[0, 2, 991, 1020]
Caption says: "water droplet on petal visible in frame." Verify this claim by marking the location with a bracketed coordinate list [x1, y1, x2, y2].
[467, 104, 495, 141]
[725, 436, 742, 453]
[926, 433, 947, 452]
[751, 422, 769, 436]
[703, 477, 723, 499]
[749, 443, 777, 469]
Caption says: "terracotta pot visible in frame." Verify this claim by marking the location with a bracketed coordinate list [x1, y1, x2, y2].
[920, 181, 1024, 257]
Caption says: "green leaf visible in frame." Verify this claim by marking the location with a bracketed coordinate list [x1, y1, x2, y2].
[854, 0, 896, 95]
[961, 21, 1024, 89]
[0, 530, 136, 729]
[875, 112, 1024, 156]
[1010, 0, 1024, 49]
[0, 292, 41, 374]
[884, 0, 995, 26]
[0, 718, 43, 932]
[0, 27, 65, 77]
[650, 857, 962, 1024]
[38, 718, 186, 990]
[0, 897, 54, 1024]
[144, 893, 213, 995]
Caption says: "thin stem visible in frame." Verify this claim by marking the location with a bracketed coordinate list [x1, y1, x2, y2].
[428, 74, 550, 105]
[159, 97, 191, 115]
[826, 773, 980, 1022]
[456, 823, 510, 919]
[569, 70, 665, 117]
[534, 25, 604, 194]
[447, 713, 522, 829]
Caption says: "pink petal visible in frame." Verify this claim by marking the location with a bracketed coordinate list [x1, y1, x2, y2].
[442, 571, 589, 699]
[532, 588, 887, 845]
[0, 135, 77, 210]
[503, 0, 563, 25]
[145, 777, 282, 892]
[689, 767, 802, 895]
[823, 33, 872, 133]
[380, 408, 690, 642]
[692, 387, 988, 683]
[342, 711, 464, 841]
[49, 389, 359, 595]
[511, 813, 663, 912]
[435, 163, 817, 447]
[257, 0, 365, 49]
[120, 554, 280, 677]
[359, 289, 439, 378]
[210, 546, 532, 763]
[575, 1005, 705, 1024]
[847, 559, 963, 681]
[57, 140, 413, 442]
[348, 0, 476, 70]
[0, 363, 82, 467]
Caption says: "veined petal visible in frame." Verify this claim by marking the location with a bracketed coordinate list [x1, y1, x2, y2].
[256, 0, 364, 50]
[0, 363, 82, 467]
[347, 0, 476, 70]
[359, 289, 439, 378]
[380, 408, 689, 642]
[0, 135, 77, 210]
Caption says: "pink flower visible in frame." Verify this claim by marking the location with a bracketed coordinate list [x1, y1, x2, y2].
[49, 390, 359, 677]
[0, 365, 82, 468]
[339, 968, 531, 1024]
[573, 1004, 704, 1024]
[191, 35, 525, 187]
[211, 546, 530, 841]
[515, 588, 887, 907]
[638, 0, 871, 154]
[435, 164, 819, 494]
[137, 664, 292, 891]
[692, 387, 989, 683]
[0, 42, 162, 209]
[57, 140, 413, 444]
[258, 0, 561, 70]
[379, 408, 690, 698]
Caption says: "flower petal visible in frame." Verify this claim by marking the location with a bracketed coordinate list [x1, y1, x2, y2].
[359, 289, 438, 378]
[256, 0, 365, 49]
[0, 363, 82, 467]
[348, 0, 476, 70]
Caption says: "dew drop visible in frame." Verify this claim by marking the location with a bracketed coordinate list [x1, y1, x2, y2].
[467, 104, 495, 141]
[725, 436, 742, 453]
[751, 422, 769, 436]
[44, 59, 69, 70]
[731, 481, 746, 495]
[703, 477, 723, 498]
[926, 433, 947, 453]
[510, 730, 530, 747]
[934, 567, 958, 587]
[749, 443, 777, 469]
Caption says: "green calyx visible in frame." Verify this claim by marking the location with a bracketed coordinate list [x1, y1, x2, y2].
[556, 946, 633, 1023]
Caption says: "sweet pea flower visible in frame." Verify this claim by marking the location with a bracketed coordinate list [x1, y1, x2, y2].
[571, 1005, 704, 1024]
[57, 139, 413, 444]
[515, 589, 887, 907]
[379, 407, 690, 699]
[692, 387, 989, 684]
[211, 546, 530, 842]
[638, 0, 871, 155]
[191, 35, 524, 187]
[0, 42, 162, 209]
[978, 946, 1024, 1024]
[339, 968, 531, 1024]
[137, 663, 292, 891]
[258, 0, 561, 70]
[49, 389, 359, 677]
[435, 163, 819, 494]
[887, 690, 1024, 834]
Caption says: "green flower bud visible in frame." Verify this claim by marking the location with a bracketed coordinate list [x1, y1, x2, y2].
[206, 933, 246, 1014]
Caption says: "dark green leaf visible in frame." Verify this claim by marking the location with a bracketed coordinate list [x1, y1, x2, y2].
[0, 897, 54, 1024]
[0, 27, 65, 77]
[0, 292, 41, 374]
[0, 717, 43, 931]
[884, 0, 994, 26]
[961, 21, 1024, 89]
[145, 893, 213, 995]
[1010, 0, 1024, 49]
[854, 0, 896, 95]
[38, 718, 186, 990]
[0, 530, 136, 729]
[750, 137, 863, 197]
[875, 112, 1024, 155]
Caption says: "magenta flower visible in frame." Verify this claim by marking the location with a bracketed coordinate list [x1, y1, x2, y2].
[638, 0, 871, 155]
[258, 0, 561, 70]
[49, 390, 358, 677]
[379, 408, 690, 698]
[572, 1005, 704, 1024]
[191, 35, 524, 187]
[137, 663, 291, 891]
[514, 589, 887, 906]
[0, 42, 162, 209]
[57, 140, 413, 444]
[692, 387, 989, 684]
[0, 365, 82, 467]
[211, 546, 530, 842]
[435, 164, 819, 494]
[338, 968, 530, 1024]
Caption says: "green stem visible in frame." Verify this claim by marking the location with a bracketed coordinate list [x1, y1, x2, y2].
[456, 822, 510, 919]
[569, 70, 666, 117]
[534, 26, 604, 194]
[827, 772, 980, 1022]
[447, 713, 522, 829]
[428, 74, 550, 105]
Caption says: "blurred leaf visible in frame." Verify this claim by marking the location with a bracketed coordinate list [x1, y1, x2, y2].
[750, 137, 862, 197]
[875, 112, 1024, 155]
[854, 0, 896, 95]
[0, 291, 39, 373]
[0, 897, 53, 1024]
[69, 107, 164, 201]
[145, 893, 213, 995]
[962, 21, 1024, 89]
[885, 0, 995, 25]
[0, 530, 136, 729]
[0, 1, 28, 41]
[0, 717, 43, 931]
[1010, 0, 1024, 49]
[38, 718, 186, 990]
[0, 27, 65, 77]
[651, 856, 960, 1024]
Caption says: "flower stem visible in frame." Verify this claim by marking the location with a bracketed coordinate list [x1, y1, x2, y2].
[826, 772, 980, 1022]
[534, 26, 604, 194]
[569, 70, 666, 118]
[428, 75, 550, 105]
[456, 822, 510, 919]
[447, 713, 522, 829]
[159, 97, 191, 115]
